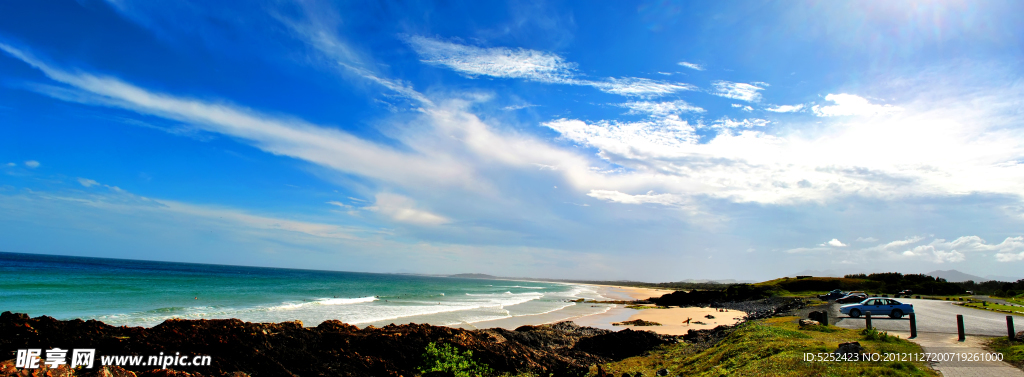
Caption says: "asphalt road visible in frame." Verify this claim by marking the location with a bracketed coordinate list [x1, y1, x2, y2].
[834, 298, 1023, 337]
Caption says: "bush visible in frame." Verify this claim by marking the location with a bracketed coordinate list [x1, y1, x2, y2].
[418, 342, 494, 377]
[861, 328, 897, 342]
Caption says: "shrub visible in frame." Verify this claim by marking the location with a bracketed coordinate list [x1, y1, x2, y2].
[861, 328, 897, 342]
[418, 342, 494, 377]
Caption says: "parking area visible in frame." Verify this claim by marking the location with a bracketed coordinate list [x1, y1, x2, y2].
[834, 298, 1023, 336]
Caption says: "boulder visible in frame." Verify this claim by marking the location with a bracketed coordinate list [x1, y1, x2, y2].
[798, 319, 820, 327]
[807, 310, 828, 325]
[656, 368, 670, 376]
[834, 342, 865, 359]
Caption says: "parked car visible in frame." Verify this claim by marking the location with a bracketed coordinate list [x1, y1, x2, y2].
[835, 293, 868, 304]
[898, 290, 913, 296]
[817, 289, 846, 301]
[840, 298, 914, 319]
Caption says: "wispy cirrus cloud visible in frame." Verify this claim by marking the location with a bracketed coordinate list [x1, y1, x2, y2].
[406, 35, 576, 83]
[618, 100, 704, 117]
[406, 36, 695, 98]
[365, 193, 449, 225]
[711, 81, 764, 102]
[0, 42, 470, 190]
[812, 94, 901, 117]
[678, 61, 704, 71]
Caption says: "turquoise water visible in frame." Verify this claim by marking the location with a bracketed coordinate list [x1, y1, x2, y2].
[0, 252, 609, 327]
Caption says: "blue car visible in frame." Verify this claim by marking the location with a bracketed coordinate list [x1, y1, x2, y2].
[840, 297, 914, 319]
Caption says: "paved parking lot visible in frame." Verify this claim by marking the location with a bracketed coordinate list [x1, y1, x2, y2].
[834, 298, 1022, 336]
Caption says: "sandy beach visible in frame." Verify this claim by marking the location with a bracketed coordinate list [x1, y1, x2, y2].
[455, 284, 745, 335]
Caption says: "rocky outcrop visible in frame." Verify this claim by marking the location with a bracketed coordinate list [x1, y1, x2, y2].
[611, 320, 660, 326]
[0, 312, 673, 377]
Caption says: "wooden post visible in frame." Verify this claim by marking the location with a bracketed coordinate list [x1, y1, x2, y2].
[909, 313, 917, 338]
[822, 311, 829, 326]
[865, 311, 872, 330]
[1009, 316, 1016, 341]
[957, 314, 965, 341]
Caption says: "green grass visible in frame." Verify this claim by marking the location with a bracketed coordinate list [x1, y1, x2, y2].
[960, 301, 1024, 314]
[590, 316, 937, 377]
[985, 337, 1024, 370]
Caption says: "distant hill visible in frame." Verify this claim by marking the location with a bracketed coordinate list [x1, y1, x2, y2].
[675, 279, 757, 284]
[447, 273, 498, 279]
[926, 270, 986, 283]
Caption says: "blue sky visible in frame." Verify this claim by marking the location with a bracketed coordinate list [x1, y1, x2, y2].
[2, 0, 1024, 281]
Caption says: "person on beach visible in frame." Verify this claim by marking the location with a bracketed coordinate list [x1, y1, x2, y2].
[684, 317, 691, 325]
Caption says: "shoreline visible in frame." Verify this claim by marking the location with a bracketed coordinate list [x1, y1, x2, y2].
[453, 283, 746, 336]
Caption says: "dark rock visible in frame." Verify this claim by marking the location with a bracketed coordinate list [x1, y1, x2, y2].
[807, 310, 828, 324]
[0, 314, 671, 377]
[656, 368, 669, 376]
[612, 319, 661, 326]
[573, 329, 674, 359]
[834, 342, 865, 358]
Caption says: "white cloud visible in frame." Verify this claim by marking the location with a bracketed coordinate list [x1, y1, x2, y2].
[0, 43, 474, 191]
[590, 77, 696, 97]
[587, 189, 689, 206]
[678, 62, 704, 71]
[812, 94, 902, 117]
[856, 236, 878, 242]
[77, 178, 100, 187]
[823, 238, 847, 247]
[540, 71, 1024, 206]
[711, 81, 764, 102]
[326, 200, 352, 209]
[406, 36, 694, 97]
[5, 162, 15, 167]
[619, 100, 704, 117]
[502, 103, 537, 111]
[406, 35, 576, 83]
[731, 104, 753, 112]
[711, 117, 768, 129]
[366, 193, 449, 225]
[544, 116, 698, 159]
[765, 104, 805, 113]
[24, 160, 40, 168]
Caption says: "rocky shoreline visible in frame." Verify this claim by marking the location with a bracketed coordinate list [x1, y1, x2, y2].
[1, 298, 807, 377]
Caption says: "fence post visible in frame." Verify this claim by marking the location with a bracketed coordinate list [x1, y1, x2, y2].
[1009, 316, 1016, 341]
[957, 314, 965, 341]
[865, 311, 872, 330]
[909, 313, 917, 339]
[823, 311, 829, 326]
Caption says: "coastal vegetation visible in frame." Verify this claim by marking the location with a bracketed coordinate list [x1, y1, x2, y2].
[985, 337, 1024, 370]
[418, 342, 494, 377]
[593, 316, 936, 377]
[756, 273, 963, 295]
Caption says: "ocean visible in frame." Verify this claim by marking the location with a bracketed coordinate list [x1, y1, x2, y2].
[0, 252, 612, 328]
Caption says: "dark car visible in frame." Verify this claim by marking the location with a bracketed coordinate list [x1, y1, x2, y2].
[817, 289, 846, 301]
[836, 293, 868, 304]
[898, 290, 913, 296]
